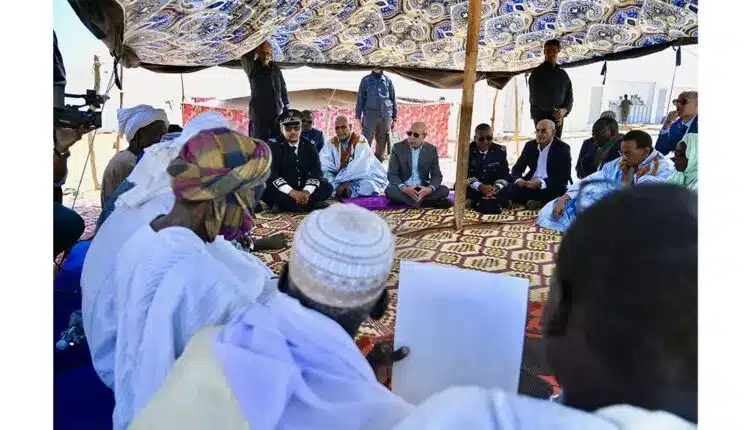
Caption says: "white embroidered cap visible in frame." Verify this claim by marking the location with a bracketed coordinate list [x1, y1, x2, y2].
[289, 203, 395, 309]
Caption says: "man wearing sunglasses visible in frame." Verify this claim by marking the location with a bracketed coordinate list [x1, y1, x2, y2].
[655, 91, 698, 155]
[301, 110, 326, 153]
[465, 123, 513, 214]
[385, 122, 452, 208]
[262, 110, 333, 212]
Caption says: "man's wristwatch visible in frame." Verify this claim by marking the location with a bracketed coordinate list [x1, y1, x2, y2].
[54, 146, 71, 159]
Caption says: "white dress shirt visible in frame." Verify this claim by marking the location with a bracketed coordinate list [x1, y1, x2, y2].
[515, 141, 551, 190]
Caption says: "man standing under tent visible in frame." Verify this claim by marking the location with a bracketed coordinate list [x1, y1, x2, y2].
[262, 110, 333, 212]
[528, 39, 573, 138]
[656, 91, 698, 155]
[356, 68, 397, 162]
[241, 40, 290, 142]
[619, 94, 633, 125]
[301, 110, 326, 152]
[101, 105, 168, 206]
[320, 115, 388, 199]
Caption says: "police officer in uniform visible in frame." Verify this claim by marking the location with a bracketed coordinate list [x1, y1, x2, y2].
[465, 123, 513, 214]
[262, 109, 333, 212]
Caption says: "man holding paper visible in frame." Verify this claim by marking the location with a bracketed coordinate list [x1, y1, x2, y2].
[391, 185, 697, 428]
[130, 204, 412, 430]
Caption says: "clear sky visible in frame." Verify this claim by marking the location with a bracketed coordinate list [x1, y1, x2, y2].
[54, 0, 698, 132]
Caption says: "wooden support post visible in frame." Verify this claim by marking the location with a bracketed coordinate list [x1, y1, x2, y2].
[490, 88, 499, 135]
[452, 0, 482, 230]
[514, 76, 520, 156]
[88, 55, 102, 190]
[115, 63, 125, 152]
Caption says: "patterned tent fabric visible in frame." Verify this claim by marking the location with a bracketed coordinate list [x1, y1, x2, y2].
[117, 0, 697, 72]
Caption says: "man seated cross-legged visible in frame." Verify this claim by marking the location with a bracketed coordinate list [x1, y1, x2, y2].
[385, 121, 452, 209]
[497, 119, 572, 210]
[130, 204, 413, 430]
[537, 130, 675, 233]
[262, 109, 333, 212]
[465, 123, 513, 214]
[320, 115, 388, 199]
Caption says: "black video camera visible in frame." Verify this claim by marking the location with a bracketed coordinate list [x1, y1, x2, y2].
[54, 90, 107, 130]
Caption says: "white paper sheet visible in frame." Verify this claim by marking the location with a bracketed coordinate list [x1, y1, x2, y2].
[391, 260, 530, 405]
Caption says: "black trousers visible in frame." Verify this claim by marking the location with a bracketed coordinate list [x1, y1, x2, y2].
[250, 112, 280, 142]
[385, 184, 450, 208]
[531, 110, 564, 139]
[467, 187, 505, 214]
[54, 202, 85, 257]
[498, 182, 567, 206]
[262, 181, 333, 212]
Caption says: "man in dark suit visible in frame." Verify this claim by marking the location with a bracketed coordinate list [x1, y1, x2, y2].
[575, 117, 622, 179]
[528, 39, 573, 138]
[465, 123, 513, 214]
[262, 109, 332, 212]
[241, 40, 290, 141]
[655, 91, 698, 155]
[499, 119, 572, 210]
[385, 121, 451, 208]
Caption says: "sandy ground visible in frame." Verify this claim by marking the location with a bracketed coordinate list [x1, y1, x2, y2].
[61, 125, 664, 207]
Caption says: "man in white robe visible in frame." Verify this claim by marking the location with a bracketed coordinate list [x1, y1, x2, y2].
[320, 115, 388, 198]
[96, 125, 273, 429]
[82, 113, 274, 392]
[130, 204, 413, 430]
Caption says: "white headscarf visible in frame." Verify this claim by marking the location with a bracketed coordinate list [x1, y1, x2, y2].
[117, 105, 169, 142]
[115, 111, 233, 211]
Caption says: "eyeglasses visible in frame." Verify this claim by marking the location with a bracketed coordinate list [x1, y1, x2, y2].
[672, 98, 691, 106]
[284, 125, 301, 131]
[335, 125, 349, 130]
[476, 136, 492, 142]
[407, 131, 422, 138]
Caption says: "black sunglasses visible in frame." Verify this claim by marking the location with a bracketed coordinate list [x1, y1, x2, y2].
[284, 124, 301, 131]
[476, 136, 492, 142]
[672, 98, 690, 106]
[407, 131, 422, 138]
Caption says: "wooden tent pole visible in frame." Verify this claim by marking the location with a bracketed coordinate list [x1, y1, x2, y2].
[88, 55, 102, 190]
[452, 0, 482, 230]
[514, 76, 520, 156]
[115, 64, 124, 152]
[490, 88, 500, 134]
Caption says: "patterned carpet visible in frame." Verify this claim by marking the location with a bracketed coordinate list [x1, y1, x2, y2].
[252, 205, 561, 340]
[72, 201, 562, 397]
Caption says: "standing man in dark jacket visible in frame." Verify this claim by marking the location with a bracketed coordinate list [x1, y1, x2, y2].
[356, 69, 397, 162]
[465, 123, 513, 214]
[262, 110, 332, 212]
[241, 40, 290, 142]
[498, 119, 572, 210]
[528, 39, 573, 138]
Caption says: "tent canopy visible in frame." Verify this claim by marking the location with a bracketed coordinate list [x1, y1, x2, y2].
[69, 0, 697, 89]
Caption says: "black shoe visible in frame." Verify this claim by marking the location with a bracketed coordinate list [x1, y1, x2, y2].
[423, 199, 453, 209]
[525, 200, 544, 210]
[311, 201, 330, 211]
[254, 203, 264, 213]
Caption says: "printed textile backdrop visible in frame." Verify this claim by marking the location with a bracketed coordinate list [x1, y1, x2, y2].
[183, 102, 452, 157]
[117, 0, 697, 72]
